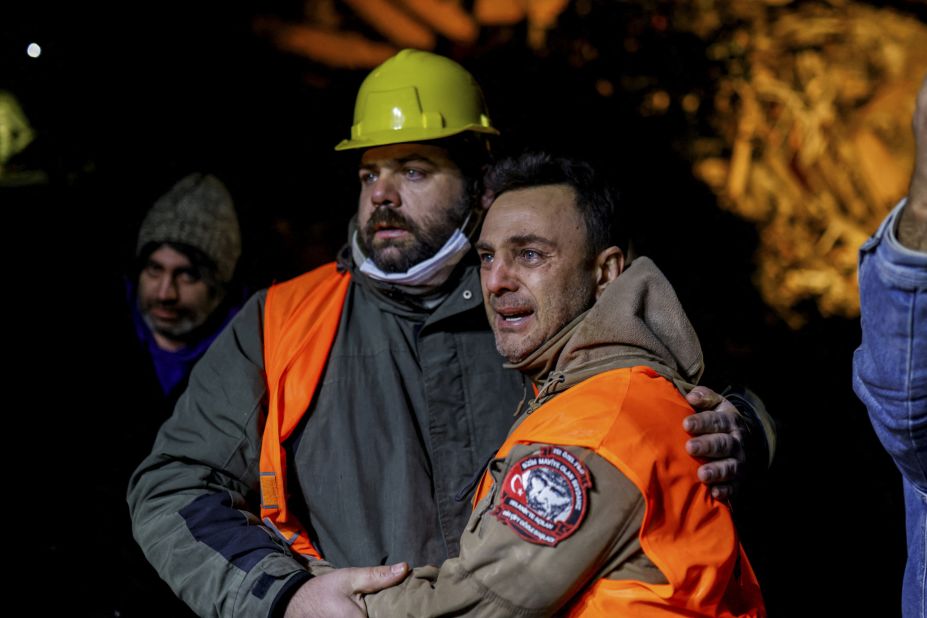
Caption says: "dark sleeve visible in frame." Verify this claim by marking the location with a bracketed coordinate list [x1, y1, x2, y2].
[127, 290, 313, 617]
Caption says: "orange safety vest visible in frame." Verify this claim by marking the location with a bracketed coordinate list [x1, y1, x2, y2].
[259, 263, 351, 559]
[473, 367, 766, 617]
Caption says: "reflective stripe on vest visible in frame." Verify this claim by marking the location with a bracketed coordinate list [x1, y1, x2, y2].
[260, 263, 351, 559]
[474, 367, 765, 617]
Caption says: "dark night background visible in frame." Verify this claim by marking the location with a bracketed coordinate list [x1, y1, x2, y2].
[5, 1, 920, 615]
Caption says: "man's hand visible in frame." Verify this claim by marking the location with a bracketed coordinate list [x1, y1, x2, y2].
[683, 386, 746, 500]
[284, 563, 410, 618]
[900, 75, 927, 252]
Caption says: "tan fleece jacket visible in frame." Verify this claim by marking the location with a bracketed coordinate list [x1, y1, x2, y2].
[359, 257, 704, 617]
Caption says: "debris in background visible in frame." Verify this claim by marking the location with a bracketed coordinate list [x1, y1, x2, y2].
[685, 0, 927, 326]
[258, 0, 570, 68]
[253, 0, 927, 326]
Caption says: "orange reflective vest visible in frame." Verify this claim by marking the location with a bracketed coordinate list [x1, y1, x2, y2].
[259, 263, 351, 559]
[473, 367, 766, 617]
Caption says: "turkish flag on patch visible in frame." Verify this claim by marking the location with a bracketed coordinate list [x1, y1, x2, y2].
[492, 445, 592, 547]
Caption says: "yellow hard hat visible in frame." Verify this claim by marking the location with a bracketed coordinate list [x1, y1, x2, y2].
[335, 49, 499, 151]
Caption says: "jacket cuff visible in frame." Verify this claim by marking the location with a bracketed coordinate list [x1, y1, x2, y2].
[862, 199, 927, 287]
[269, 571, 313, 618]
[885, 199, 927, 265]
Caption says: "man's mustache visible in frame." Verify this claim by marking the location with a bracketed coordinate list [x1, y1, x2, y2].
[141, 298, 182, 311]
[490, 293, 534, 313]
[364, 208, 415, 236]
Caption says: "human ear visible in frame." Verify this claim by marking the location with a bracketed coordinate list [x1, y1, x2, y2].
[594, 247, 624, 299]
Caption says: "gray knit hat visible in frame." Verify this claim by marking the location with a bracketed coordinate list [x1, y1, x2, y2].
[136, 173, 241, 283]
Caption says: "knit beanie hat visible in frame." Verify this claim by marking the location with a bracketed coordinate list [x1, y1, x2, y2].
[136, 173, 241, 283]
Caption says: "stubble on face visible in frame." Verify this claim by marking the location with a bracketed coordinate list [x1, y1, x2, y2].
[137, 246, 223, 349]
[491, 273, 595, 364]
[478, 184, 599, 365]
[139, 294, 219, 341]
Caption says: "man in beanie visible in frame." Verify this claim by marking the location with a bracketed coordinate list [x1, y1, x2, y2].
[132, 172, 243, 404]
[88, 173, 244, 618]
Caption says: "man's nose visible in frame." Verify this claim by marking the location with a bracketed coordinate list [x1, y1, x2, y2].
[371, 172, 401, 208]
[482, 257, 518, 296]
[156, 275, 179, 302]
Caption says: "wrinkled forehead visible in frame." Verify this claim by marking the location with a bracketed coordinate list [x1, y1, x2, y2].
[359, 142, 459, 169]
[479, 184, 583, 246]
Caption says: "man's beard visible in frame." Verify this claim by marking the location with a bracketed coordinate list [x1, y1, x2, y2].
[141, 307, 202, 341]
[360, 201, 470, 273]
[138, 296, 221, 344]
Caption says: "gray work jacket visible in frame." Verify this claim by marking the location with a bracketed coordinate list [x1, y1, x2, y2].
[128, 260, 526, 617]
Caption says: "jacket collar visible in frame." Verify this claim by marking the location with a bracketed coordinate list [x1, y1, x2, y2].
[508, 257, 703, 412]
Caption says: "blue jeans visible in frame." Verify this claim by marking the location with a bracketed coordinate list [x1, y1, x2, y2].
[853, 200, 927, 618]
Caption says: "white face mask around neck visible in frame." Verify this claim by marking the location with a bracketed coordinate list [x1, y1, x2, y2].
[351, 214, 473, 289]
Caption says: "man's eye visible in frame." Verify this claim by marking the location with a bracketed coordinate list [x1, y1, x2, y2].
[520, 249, 542, 262]
[478, 252, 494, 265]
[359, 171, 377, 184]
[177, 271, 199, 285]
[404, 168, 425, 180]
[144, 264, 163, 277]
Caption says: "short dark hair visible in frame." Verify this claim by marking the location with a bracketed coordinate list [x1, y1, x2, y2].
[484, 152, 628, 259]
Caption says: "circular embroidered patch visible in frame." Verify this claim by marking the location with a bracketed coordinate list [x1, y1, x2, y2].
[492, 445, 592, 546]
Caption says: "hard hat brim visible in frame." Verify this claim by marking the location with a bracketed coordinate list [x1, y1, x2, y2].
[334, 123, 499, 151]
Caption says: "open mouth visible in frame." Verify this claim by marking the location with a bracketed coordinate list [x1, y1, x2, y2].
[495, 306, 534, 327]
